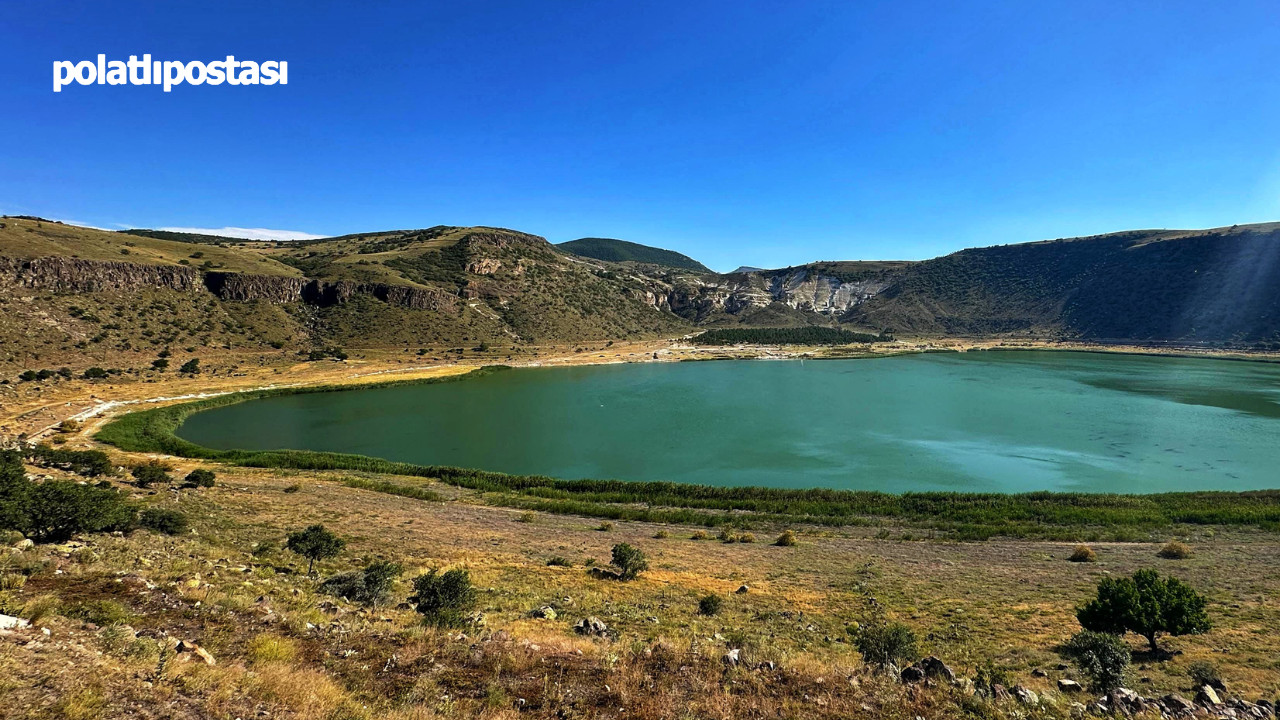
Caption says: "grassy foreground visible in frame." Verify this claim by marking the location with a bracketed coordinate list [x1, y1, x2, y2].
[95, 368, 1280, 542]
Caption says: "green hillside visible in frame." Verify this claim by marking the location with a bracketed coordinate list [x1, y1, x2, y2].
[557, 237, 711, 272]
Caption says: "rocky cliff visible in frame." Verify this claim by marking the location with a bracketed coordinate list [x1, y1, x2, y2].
[0, 256, 203, 294]
[2, 256, 458, 314]
[627, 267, 897, 322]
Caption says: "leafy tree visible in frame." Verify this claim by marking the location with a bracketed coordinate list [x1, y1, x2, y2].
[21, 481, 136, 543]
[610, 543, 648, 581]
[178, 358, 200, 374]
[139, 508, 189, 535]
[286, 524, 345, 575]
[151, 358, 169, 371]
[182, 469, 216, 488]
[409, 568, 476, 626]
[1062, 630, 1130, 692]
[851, 621, 918, 670]
[83, 367, 109, 380]
[1077, 569, 1211, 653]
[25, 445, 113, 477]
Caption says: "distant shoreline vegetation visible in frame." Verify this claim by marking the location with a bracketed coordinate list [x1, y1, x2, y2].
[93, 364, 1280, 542]
[690, 327, 893, 346]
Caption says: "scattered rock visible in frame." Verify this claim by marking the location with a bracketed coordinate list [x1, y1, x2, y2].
[1162, 694, 1196, 714]
[13, 539, 33, 550]
[723, 648, 740, 666]
[735, 584, 750, 594]
[395, 602, 415, 611]
[1011, 685, 1038, 705]
[531, 606, 557, 620]
[1031, 668, 1047, 678]
[1057, 679, 1082, 693]
[573, 617, 608, 637]
[466, 612, 486, 627]
[1197, 685, 1222, 707]
[0, 614, 30, 630]
[174, 640, 216, 666]
[900, 666, 925, 684]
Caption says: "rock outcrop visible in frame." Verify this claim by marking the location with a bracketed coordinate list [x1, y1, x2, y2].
[0, 256, 202, 293]
[2, 256, 458, 314]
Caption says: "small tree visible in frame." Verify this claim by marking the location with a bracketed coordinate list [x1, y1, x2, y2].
[1077, 569, 1211, 653]
[151, 358, 169, 371]
[611, 543, 648, 581]
[83, 367, 109, 380]
[179, 359, 201, 374]
[852, 621, 918, 670]
[21, 481, 136, 543]
[409, 568, 476, 626]
[1062, 630, 1130, 692]
[183, 469, 216, 488]
[286, 524, 345, 575]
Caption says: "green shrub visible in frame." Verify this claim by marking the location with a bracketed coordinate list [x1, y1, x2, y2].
[283, 483, 302, 493]
[546, 556, 572, 567]
[4, 467, 136, 543]
[131, 462, 172, 488]
[25, 445, 114, 477]
[1077, 569, 1211, 652]
[83, 367, 109, 380]
[596, 521, 614, 532]
[738, 532, 756, 543]
[516, 511, 536, 524]
[852, 622, 918, 670]
[775, 529, 798, 546]
[690, 530, 710, 540]
[1187, 659, 1222, 689]
[1062, 630, 1130, 692]
[179, 359, 200, 374]
[610, 543, 648, 581]
[139, 508, 188, 535]
[319, 560, 402, 607]
[182, 469, 216, 488]
[653, 529, 669, 539]
[409, 568, 476, 627]
[718, 528, 737, 543]
[286, 524, 345, 575]
[698, 594, 723, 616]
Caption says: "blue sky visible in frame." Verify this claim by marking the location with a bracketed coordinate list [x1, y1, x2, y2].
[3, 1, 1279, 271]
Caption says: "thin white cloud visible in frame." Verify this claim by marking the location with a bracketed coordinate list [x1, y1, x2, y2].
[157, 226, 329, 242]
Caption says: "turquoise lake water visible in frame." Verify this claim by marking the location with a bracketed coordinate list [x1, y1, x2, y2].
[176, 351, 1280, 493]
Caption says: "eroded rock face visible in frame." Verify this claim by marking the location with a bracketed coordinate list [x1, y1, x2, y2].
[631, 267, 895, 321]
[0, 256, 202, 293]
[1, 256, 459, 314]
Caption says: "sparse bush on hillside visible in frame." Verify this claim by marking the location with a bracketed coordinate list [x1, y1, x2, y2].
[409, 568, 476, 627]
[596, 521, 614, 532]
[1062, 630, 1130, 692]
[610, 543, 648, 581]
[1158, 541, 1191, 559]
[517, 511, 536, 523]
[178, 358, 200, 374]
[131, 462, 172, 488]
[653, 529, 669, 539]
[852, 622, 918, 670]
[320, 560, 402, 607]
[690, 530, 710, 540]
[139, 508, 188, 535]
[1188, 660, 1223, 689]
[286, 524, 345, 575]
[1069, 545, 1097, 562]
[182, 469, 216, 488]
[698, 594, 723, 616]
[775, 529, 798, 546]
[546, 556, 572, 567]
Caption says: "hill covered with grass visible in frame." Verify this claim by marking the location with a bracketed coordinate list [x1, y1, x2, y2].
[557, 237, 712, 272]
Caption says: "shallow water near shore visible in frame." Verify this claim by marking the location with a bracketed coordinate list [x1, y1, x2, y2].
[176, 351, 1280, 493]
